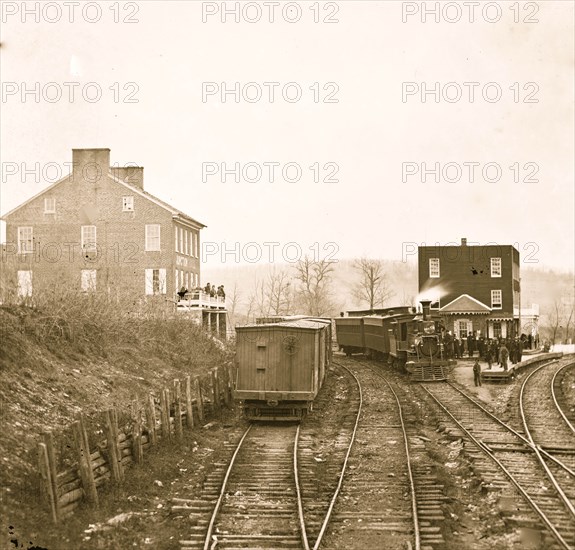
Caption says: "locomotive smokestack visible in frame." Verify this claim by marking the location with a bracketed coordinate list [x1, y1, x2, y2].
[420, 300, 432, 320]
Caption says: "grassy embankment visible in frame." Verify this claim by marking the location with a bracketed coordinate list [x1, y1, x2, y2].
[0, 289, 231, 548]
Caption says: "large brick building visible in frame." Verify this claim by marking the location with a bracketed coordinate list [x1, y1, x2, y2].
[418, 239, 522, 339]
[2, 148, 205, 302]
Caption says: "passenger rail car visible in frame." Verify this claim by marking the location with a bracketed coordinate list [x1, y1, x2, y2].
[335, 301, 453, 381]
[233, 318, 332, 420]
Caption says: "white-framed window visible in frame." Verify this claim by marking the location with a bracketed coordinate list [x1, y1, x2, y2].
[44, 198, 56, 213]
[194, 232, 199, 258]
[492, 321, 502, 338]
[17, 227, 33, 254]
[145, 268, 166, 295]
[175, 229, 179, 253]
[175, 269, 180, 290]
[429, 258, 440, 278]
[456, 320, 473, 339]
[184, 230, 189, 256]
[122, 196, 134, 212]
[17, 270, 32, 298]
[491, 289, 502, 309]
[81, 225, 97, 259]
[81, 269, 97, 292]
[490, 257, 502, 277]
[145, 224, 161, 251]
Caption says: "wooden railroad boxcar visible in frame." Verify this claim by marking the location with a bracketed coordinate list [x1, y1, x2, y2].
[334, 317, 365, 355]
[233, 319, 332, 420]
[363, 316, 387, 356]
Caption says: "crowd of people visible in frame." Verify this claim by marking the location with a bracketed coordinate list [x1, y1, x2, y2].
[177, 282, 226, 301]
[442, 332, 540, 373]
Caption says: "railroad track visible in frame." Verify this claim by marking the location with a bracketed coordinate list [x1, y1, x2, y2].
[175, 362, 363, 549]
[317, 360, 424, 550]
[421, 377, 575, 550]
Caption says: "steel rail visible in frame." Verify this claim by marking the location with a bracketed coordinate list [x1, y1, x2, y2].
[421, 384, 572, 550]
[202, 424, 252, 550]
[311, 362, 363, 550]
[359, 361, 421, 550]
[519, 361, 575, 518]
[446, 375, 575, 478]
[294, 424, 311, 550]
[552, 361, 575, 436]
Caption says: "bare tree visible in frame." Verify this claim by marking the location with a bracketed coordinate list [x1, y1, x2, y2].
[227, 282, 241, 327]
[293, 256, 336, 316]
[266, 268, 294, 315]
[351, 258, 395, 310]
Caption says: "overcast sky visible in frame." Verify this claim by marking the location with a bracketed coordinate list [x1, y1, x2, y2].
[1, 1, 573, 271]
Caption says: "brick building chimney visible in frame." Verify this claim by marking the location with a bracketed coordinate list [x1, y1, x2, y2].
[461, 238, 467, 246]
[112, 166, 144, 190]
[72, 148, 110, 185]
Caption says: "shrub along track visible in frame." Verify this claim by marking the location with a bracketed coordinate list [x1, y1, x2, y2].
[173, 362, 363, 549]
[421, 376, 575, 550]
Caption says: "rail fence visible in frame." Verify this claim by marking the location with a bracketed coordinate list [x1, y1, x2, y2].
[36, 364, 233, 523]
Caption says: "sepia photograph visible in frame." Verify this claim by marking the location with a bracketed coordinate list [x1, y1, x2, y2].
[0, 1, 574, 549]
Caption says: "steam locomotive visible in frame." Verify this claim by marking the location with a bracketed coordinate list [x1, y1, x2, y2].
[335, 300, 454, 381]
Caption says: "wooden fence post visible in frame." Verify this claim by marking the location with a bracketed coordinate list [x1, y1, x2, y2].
[105, 409, 124, 483]
[37, 441, 59, 523]
[173, 379, 183, 440]
[212, 369, 220, 409]
[195, 377, 204, 424]
[185, 376, 194, 429]
[222, 365, 230, 406]
[43, 432, 60, 520]
[160, 388, 171, 440]
[145, 394, 157, 446]
[132, 401, 143, 464]
[72, 415, 99, 507]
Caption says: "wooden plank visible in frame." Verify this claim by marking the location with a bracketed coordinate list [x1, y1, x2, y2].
[132, 401, 143, 464]
[212, 369, 220, 409]
[185, 376, 194, 429]
[145, 394, 157, 446]
[42, 432, 60, 521]
[195, 377, 204, 423]
[37, 442, 58, 523]
[72, 416, 99, 507]
[221, 365, 230, 406]
[173, 379, 183, 440]
[105, 409, 122, 484]
[163, 388, 172, 440]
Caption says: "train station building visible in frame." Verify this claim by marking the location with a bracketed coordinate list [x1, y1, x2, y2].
[418, 239, 538, 340]
[1, 147, 227, 337]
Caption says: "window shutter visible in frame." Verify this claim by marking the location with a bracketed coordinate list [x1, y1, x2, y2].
[145, 269, 154, 295]
[159, 269, 167, 294]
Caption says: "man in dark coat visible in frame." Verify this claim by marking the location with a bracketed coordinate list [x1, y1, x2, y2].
[473, 360, 482, 386]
